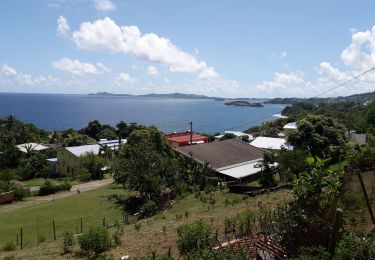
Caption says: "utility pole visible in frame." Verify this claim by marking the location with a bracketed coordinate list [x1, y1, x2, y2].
[189, 121, 193, 145]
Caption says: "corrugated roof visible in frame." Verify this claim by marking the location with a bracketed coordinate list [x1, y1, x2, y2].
[283, 122, 297, 130]
[250, 137, 291, 150]
[16, 143, 49, 153]
[176, 139, 264, 169]
[166, 132, 208, 144]
[217, 160, 262, 179]
[65, 144, 101, 157]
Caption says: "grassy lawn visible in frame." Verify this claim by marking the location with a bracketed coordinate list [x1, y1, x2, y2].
[0, 185, 293, 259]
[0, 184, 125, 248]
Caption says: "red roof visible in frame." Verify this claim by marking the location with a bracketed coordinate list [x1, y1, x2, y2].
[165, 132, 208, 144]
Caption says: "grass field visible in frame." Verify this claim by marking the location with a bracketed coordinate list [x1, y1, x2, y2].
[0, 184, 125, 247]
[0, 184, 293, 259]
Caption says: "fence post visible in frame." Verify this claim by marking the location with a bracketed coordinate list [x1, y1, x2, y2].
[102, 217, 106, 228]
[357, 171, 375, 225]
[16, 234, 18, 246]
[328, 208, 343, 257]
[20, 227, 23, 249]
[53, 220, 56, 240]
[36, 216, 39, 242]
[80, 218, 83, 233]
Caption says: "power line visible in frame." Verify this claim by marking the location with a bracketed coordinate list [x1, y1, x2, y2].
[224, 66, 375, 132]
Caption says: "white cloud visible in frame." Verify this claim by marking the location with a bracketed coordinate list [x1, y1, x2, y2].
[341, 26, 375, 71]
[57, 16, 70, 37]
[92, 0, 116, 11]
[147, 65, 159, 76]
[52, 57, 110, 76]
[319, 62, 351, 82]
[1, 64, 59, 87]
[274, 72, 304, 84]
[115, 73, 137, 84]
[271, 51, 287, 60]
[70, 17, 218, 79]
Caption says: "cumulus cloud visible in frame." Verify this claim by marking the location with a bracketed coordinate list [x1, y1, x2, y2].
[92, 0, 116, 11]
[319, 62, 351, 82]
[147, 65, 159, 76]
[70, 17, 218, 79]
[57, 15, 70, 37]
[115, 73, 137, 84]
[1, 64, 59, 86]
[271, 51, 287, 60]
[52, 57, 110, 76]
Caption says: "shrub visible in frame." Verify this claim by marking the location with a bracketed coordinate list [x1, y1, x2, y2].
[13, 187, 28, 201]
[38, 180, 72, 196]
[38, 234, 46, 243]
[2, 241, 16, 252]
[176, 220, 215, 255]
[62, 232, 74, 253]
[78, 227, 111, 255]
[140, 200, 158, 218]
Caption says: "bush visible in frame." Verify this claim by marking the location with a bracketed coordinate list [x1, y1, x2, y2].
[62, 232, 74, 253]
[78, 227, 111, 255]
[38, 180, 71, 196]
[176, 220, 215, 255]
[14, 187, 28, 201]
[2, 241, 16, 252]
[140, 200, 159, 218]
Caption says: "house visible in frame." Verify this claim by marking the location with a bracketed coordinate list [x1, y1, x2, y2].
[283, 122, 297, 130]
[56, 144, 101, 176]
[215, 131, 254, 141]
[55, 139, 126, 176]
[165, 132, 208, 147]
[347, 131, 367, 145]
[16, 143, 50, 153]
[250, 137, 292, 150]
[175, 139, 265, 181]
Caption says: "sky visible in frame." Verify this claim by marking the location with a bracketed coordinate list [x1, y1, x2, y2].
[1, 0, 375, 98]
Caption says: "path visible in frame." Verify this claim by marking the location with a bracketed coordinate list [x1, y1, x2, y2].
[0, 178, 114, 213]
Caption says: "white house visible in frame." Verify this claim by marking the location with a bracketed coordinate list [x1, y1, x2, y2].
[250, 137, 292, 150]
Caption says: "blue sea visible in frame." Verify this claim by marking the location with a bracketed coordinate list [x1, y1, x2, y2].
[0, 93, 285, 134]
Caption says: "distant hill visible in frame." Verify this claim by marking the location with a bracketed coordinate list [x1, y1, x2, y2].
[88, 92, 268, 101]
[265, 91, 375, 104]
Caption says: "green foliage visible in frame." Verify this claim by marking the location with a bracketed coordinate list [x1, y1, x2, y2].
[113, 127, 179, 207]
[97, 129, 117, 140]
[2, 241, 16, 252]
[38, 180, 71, 196]
[224, 211, 254, 237]
[297, 246, 331, 260]
[245, 118, 287, 137]
[176, 220, 215, 255]
[80, 152, 105, 180]
[219, 133, 236, 141]
[240, 135, 250, 142]
[257, 151, 277, 188]
[62, 232, 74, 253]
[349, 147, 375, 171]
[140, 200, 159, 218]
[288, 115, 346, 158]
[277, 148, 309, 180]
[78, 226, 111, 255]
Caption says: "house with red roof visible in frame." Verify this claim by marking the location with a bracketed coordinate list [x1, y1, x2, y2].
[165, 132, 208, 147]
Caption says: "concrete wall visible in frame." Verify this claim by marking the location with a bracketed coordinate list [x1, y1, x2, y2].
[56, 149, 81, 176]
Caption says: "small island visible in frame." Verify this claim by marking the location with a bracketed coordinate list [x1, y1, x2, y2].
[224, 101, 264, 107]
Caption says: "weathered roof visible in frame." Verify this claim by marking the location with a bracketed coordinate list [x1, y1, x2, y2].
[349, 133, 367, 145]
[46, 158, 58, 162]
[250, 137, 291, 150]
[165, 132, 208, 144]
[98, 139, 127, 149]
[215, 131, 254, 140]
[65, 144, 101, 157]
[176, 139, 264, 169]
[283, 122, 297, 130]
[16, 143, 49, 153]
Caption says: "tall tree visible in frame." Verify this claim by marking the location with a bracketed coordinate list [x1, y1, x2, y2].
[287, 115, 346, 158]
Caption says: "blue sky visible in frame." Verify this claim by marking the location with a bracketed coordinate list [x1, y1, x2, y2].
[1, 0, 375, 98]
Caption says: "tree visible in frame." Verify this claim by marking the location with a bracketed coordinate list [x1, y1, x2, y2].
[287, 115, 346, 158]
[80, 152, 105, 180]
[257, 151, 277, 187]
[80, 120, 103, 140]
[219, 133, 236, 141]
[97, 128, 117, 140]
[366, 101, 375, 126]
[116, 121, 128, 139]
[113, 127, 179, 204]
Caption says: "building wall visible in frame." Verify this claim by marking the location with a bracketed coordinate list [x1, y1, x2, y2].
[56, 149, 81, 176]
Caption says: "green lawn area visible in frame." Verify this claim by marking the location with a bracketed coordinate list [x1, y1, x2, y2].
[0, 184, 293, 259]
[0, 184, 125, 248]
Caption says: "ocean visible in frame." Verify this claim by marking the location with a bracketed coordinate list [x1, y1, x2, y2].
[0, 93, 285, 134]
